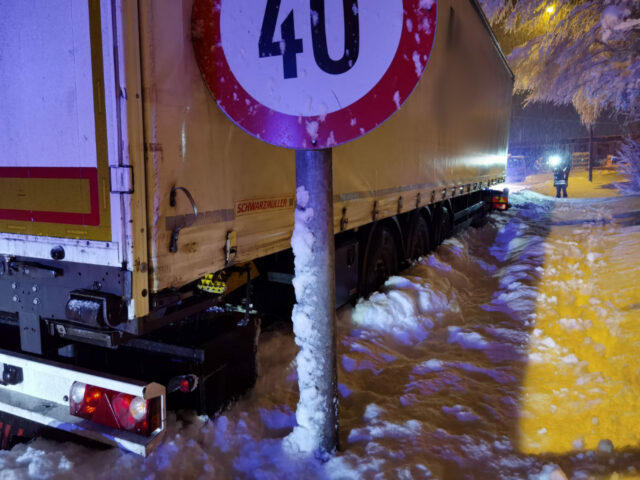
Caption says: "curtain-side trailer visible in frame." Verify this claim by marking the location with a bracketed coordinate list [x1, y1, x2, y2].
[0, 0, 513, 454]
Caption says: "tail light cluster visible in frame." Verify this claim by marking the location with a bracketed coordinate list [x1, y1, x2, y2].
[69, 382, 159, 436]
[491, 193, 509, 211]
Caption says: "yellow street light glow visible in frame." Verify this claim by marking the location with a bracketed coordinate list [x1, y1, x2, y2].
[546, 5, 555, 14]
[518, 196, 640, 455]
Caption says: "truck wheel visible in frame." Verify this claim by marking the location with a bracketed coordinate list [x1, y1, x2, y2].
[408, 215, 430, 260]
[434, 205, 452, 246]
[471, 205, 489, 228]
[361, 226, 398, 297]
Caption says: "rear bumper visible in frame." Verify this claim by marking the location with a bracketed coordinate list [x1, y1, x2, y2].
[0, 349, 165, 456]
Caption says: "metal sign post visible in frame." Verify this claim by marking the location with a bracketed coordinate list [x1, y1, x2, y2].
[589, 125, 595, 182]
[291, 148, 338, 452]
[191, 0, 437, 454]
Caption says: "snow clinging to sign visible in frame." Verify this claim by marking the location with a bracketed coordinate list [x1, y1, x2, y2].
[284, 185, 336, 454]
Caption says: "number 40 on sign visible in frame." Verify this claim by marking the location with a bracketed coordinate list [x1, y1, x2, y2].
[192, 0, 437, 149]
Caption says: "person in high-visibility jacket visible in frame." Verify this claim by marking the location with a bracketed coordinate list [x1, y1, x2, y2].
[550, 155, 571, 198]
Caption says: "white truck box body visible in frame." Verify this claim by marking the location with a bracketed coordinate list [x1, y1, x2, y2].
[0, 0, 150, 318]
[0, 0, 121, 263]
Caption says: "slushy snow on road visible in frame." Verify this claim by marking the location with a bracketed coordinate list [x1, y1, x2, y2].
[2, 186, 640, 479]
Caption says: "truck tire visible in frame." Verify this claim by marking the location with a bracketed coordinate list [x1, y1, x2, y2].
[471, 206, 489, 228]
[434, 205, 452, 246]
[407, 214, 431, 260]
[361, 226, 398, 297]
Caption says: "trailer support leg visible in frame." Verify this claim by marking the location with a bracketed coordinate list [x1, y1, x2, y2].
[286, 149, 338, 454]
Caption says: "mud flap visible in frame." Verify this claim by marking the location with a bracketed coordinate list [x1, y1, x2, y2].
[190, 314, 260, 416]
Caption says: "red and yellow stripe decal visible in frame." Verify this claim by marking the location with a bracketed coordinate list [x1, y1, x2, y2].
[0, 167, 100, 226]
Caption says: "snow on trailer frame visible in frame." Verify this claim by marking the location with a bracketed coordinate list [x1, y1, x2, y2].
[0, 0, 512, 456]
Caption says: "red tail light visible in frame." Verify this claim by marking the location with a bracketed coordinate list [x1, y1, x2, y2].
[492, 194, 508, 210]
[69, 382, 157, 436]
[179, 378, 191, 393]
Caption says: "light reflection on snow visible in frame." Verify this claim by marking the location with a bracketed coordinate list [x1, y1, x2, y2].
[518, 193, 640, 457]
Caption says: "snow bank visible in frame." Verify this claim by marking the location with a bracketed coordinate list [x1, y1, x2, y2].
[350, 275, 451, 345]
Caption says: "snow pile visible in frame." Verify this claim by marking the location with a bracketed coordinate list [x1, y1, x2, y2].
[3, 190, 640, 478]
[351, 275, 451, 345]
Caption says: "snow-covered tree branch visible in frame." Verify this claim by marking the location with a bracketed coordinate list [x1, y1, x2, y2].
[480, 0, 640, 125]
[480, 0, 640, 190]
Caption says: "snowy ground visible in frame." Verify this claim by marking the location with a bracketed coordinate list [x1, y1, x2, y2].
[3, 182, 640, 479]
[516, 169, 627, 199]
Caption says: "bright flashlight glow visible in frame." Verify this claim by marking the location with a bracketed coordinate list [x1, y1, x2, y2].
[546, 5, 555, 14]
[548, 155, 562, 167]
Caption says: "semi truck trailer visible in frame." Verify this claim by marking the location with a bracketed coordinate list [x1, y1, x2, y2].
[0, 0, 513, 455]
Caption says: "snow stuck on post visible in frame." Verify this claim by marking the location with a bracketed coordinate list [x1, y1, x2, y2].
[284, 149, 338, 455]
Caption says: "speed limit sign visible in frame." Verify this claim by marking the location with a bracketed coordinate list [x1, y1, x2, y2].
[192, 0, 437, 149]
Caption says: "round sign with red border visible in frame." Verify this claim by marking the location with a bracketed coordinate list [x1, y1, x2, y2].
[192, 0, 437, 150]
